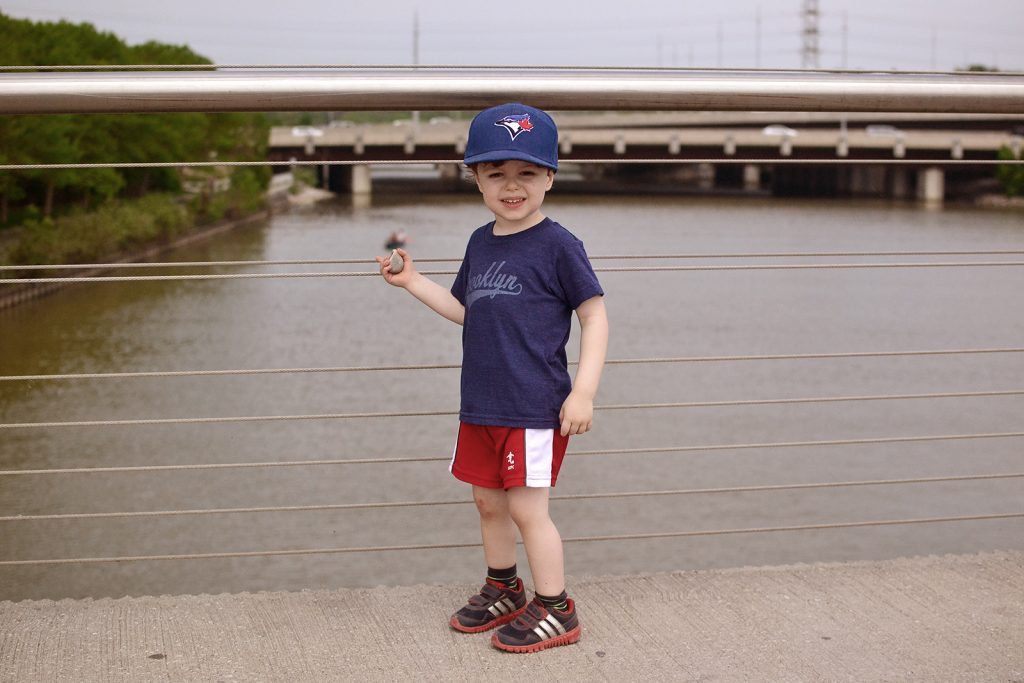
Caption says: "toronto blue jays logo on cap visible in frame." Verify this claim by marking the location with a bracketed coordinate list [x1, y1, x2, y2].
[494, 114, 535, 140]
[464, 103, 558, 170]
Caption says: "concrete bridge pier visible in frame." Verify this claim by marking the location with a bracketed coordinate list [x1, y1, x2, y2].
[351, 165, 372, 196]
[847, 166, 887, 197]
[917, 166, 945, 204]
[322, 164, 373, 196]
[438, 163, 464, 190]
[890, 167, 913, 199]
[743, 164, 762, 191]
[697, 163, 715, 191]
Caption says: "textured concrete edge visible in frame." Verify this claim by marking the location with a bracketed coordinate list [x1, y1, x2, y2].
[3, 549, 1021, 609]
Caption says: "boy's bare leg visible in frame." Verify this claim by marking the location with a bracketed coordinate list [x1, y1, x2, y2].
[472, 485, 518, 570]
[506, 487, 564, 596]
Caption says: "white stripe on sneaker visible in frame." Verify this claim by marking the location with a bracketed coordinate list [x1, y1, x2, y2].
[532, 614, 566, 641]
[544, 614, 567, 635]
[488, 597, 516, 617]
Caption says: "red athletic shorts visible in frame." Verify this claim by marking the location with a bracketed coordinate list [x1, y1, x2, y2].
[450, 422, 570, 489]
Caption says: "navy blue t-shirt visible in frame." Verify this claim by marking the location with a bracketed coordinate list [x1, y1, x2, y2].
[450, 217, 604, 429]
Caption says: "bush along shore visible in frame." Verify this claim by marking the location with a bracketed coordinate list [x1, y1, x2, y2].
[0, 167, 271, 310]
[0, 12, 272, 308]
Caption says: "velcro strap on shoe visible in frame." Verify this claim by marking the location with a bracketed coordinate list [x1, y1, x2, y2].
[468, 583, 505, 607]
[510, 601, 546, 630]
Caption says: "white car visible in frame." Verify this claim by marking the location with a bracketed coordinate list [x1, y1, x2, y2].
[761, 125, 798, 137]
[865, 125, 903, 137]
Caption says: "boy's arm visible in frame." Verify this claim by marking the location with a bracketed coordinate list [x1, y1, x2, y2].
[559, 294, 608, 437]
[376, 248, 465, 325]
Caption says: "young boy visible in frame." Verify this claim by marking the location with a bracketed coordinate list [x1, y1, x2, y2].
[376, 103, 608, 653]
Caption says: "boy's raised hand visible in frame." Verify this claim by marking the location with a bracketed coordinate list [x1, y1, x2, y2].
[375, 247, 415, 287]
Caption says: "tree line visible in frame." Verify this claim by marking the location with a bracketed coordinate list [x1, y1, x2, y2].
[0, 12, 269, 226]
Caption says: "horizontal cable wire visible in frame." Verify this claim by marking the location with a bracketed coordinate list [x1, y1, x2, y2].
[0, 362, 460, 382]
[4, 261, 1024, 284]
[1, 258, 428, 271]
[3, 472, 1021, 522]
[2, 347, 1021, 383]
[4, 250, 1024, 271]
[2, 158, 1022, 171]
[594, 261, 1024, 272]
[4, 64, 1018, 75]
[1, 512, 1020, 566]
[1, 430, 1020, 477]
[2, 390, 1022, 430]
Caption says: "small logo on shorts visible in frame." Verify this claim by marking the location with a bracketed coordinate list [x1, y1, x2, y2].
[506, 452, 516, 470]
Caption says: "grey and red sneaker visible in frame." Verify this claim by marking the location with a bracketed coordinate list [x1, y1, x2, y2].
[491, 597, 582, 653]
[449, 578, 528, 633]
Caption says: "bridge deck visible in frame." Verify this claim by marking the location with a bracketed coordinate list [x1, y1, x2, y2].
[2, 551, 1021, 682]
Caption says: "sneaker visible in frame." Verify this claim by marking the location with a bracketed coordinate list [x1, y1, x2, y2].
[491, 597, 582, 653]
[449, 578, 528, 633]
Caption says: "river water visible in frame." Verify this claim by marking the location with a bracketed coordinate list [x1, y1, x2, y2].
[1, 192, 1022, 601]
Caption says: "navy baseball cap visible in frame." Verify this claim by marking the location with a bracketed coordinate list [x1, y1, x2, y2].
[463, 102, 558, 171]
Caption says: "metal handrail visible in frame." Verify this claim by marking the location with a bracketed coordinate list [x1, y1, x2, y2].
[2, 68, 1023, 114]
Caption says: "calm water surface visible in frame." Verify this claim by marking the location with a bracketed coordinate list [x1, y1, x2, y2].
[1, 193, 1022, 600]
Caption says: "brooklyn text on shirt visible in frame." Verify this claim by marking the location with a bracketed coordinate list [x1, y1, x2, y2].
[465, 261, 523, 308]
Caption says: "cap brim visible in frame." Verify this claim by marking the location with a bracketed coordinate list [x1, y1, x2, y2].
[463, 150, 558, 171]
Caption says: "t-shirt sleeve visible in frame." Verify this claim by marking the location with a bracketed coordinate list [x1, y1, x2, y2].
[450, 241, 471, 305]
[557, 236, 604, 310]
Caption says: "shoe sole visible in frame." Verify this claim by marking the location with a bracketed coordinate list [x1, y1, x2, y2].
[490, 624, 582, 653]
[449, 604, 528, 634]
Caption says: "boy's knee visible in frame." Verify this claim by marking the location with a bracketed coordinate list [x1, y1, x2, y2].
[508, 501, 550, 529]
[473, 490, 506, 518]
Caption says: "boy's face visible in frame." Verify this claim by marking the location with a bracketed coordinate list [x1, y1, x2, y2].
[473, 160, 555, 232]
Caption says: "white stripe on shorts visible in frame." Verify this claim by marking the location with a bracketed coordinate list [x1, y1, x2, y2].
[449, 435, 458, 474]
[524, 428, 555, 487]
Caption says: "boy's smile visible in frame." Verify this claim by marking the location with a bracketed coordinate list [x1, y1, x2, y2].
[473, 160, 555, 235]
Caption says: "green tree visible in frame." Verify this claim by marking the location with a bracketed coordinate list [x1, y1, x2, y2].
[996, 146, 1024, 197]
[0, 11, 268, 224]
[0, 119, 26, 224]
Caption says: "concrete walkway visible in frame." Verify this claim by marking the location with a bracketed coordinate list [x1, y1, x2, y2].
[1, 551, 1022, 682]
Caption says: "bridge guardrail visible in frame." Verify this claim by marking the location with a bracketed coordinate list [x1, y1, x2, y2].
[0, 67, 1022, 595]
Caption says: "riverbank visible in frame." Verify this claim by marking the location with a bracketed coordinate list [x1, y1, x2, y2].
[1, 551, 1020, 682]
[0, 183, 338, 311]
[976, 193, 1024, 209]
[0, 210, 274, 311]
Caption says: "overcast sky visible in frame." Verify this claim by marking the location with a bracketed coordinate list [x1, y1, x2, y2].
[3, 1, 1023, 71]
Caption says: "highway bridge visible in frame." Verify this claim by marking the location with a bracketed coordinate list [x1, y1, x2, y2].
[268, 111, 1024, 201]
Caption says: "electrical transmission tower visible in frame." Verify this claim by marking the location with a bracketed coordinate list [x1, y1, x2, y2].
[801, 0, 821, 68]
